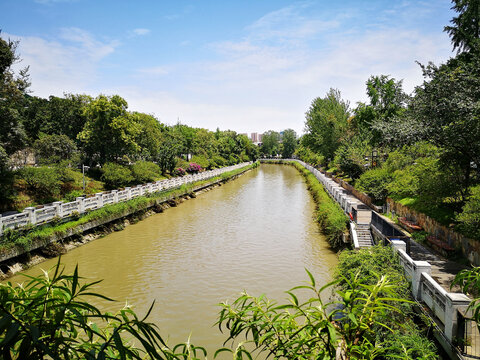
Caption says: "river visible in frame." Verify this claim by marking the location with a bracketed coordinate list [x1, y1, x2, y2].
[9, 164, 338, 355]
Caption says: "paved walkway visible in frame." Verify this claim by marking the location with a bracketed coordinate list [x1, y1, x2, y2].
[408, 237, 467, 293]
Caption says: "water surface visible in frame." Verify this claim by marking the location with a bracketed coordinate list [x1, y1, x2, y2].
[11, 164, 338, 354]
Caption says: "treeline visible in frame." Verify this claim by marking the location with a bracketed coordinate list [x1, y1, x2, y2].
[0, 38, 258, 212]
[295, 0, 480, 240]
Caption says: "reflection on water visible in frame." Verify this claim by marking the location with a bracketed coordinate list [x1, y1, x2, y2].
[10, 164, 338, 355]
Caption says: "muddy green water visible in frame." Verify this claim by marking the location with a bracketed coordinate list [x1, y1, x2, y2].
[10, 164, 338, 355]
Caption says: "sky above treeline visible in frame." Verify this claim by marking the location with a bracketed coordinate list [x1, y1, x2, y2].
[2, 0, 455, 135]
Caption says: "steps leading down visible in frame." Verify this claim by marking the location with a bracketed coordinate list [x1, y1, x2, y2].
[356, 224, 373, 248]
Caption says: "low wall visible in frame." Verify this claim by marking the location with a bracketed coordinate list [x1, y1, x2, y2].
[387, 198, 480, 266]
[329, 176, 378, 211]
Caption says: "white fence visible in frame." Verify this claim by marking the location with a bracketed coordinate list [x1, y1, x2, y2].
[266, 159, 474, 350]
[0, 163, 251, 236]
[391, 241, 470, 344]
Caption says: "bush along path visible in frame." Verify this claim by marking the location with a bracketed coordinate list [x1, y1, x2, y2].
[0, 162, 258, 275]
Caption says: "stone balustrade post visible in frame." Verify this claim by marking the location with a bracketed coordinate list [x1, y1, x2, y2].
[125, 187, 131, 200]
[139, 185, 144, 196]
[391, 240, 407, 253]
[0, 216, 3, 236]
[412, 261, 431, 300]
[76, 197, 85, 214]
[444, 293, 471, 342]
[53, 201, 64, 218]
[24, 207, 37, 225]
[111, 190, 118, 203]
[146, 183, 152, 194]
[95, 192, 103, 208]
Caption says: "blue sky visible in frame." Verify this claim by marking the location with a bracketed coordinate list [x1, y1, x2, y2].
[2, 0, 455, 134]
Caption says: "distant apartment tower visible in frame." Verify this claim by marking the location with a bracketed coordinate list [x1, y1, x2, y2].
[251, 132, 259, 143]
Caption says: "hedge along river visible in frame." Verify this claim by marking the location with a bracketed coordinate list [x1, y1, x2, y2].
[9, 164, 338, 355]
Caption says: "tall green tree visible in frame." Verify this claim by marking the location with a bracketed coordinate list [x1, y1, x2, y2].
[444, 0, 480, 53]
[0, 35, 29, 155]
[403, 52, 480, 200]
[78, 95, 141, 164]
[261, 130, 280, 157]
[172, 123, 196, 159]
[23, 94, 91, 144]
[354, 75, 407, 145]
[132, 112, 164, 161]
[281, 129, 297, 158]
[303, 88, 349, 161]
[156, 130, 181, 174]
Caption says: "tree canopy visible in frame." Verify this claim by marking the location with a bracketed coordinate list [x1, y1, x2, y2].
[444, 0, 480, 53]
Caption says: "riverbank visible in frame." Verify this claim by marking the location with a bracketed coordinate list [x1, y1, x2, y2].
[0, 162, 258, 278]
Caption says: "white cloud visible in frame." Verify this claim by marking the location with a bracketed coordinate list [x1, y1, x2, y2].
[8, 28, 118, 96]
[132, 28, 151, 36]
[7, 2, 454, 136]
[247, 3, 342, 44]
[119, 23, 452, 135]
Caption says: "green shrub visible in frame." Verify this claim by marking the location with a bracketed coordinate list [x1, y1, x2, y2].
[101, 162, 133, 189]
[131, 161, 160, 184]
[33, 134, 79, 165]
[175, 157, 189, 169]
[387, 168, 419, 199]
[228, 154, 239, 165]
[355, 167, 393, 204]
[240, 153, 250, 162]
[295, 145, 324, 167]
[18, 166, 62, 202]
[212, 155, 226, 167]
[292, 162, 348, 249]
[64, 190, 84, 202]
[456, 185, 480, 239]
[190, 155, 209, 169]
[337, 246, 438, 359]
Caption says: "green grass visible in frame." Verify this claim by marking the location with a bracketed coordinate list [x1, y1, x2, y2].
[290, 162, 349, 249]
[397, 197, 456, 226]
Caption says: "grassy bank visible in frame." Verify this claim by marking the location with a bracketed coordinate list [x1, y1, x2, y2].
[0, 162, 258, 257]
[290, 161, 349, 249]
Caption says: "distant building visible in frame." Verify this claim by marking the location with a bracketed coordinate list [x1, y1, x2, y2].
[249, 132, 263, 146]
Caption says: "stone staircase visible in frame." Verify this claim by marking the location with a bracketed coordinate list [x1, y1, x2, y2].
[356, 224, 373, 248]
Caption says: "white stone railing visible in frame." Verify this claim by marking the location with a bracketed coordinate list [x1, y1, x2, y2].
[267, 159, 474, 349]
[0, 162, 251, 236]
[391, 241, 470, 343]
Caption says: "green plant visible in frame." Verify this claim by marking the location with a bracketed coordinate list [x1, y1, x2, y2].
[336, 246, 437, 359]
[217, 270, 410, 360]
[292, 162, 348, 249]
[64, 190, 84, 202]
[101, 162, 134, 189]
[356, 167, 393, 204]
[131, 161, 161, 184]
[18, 166, 62, 202]
[0, 258, 204, 359]
[456, 185, 480, 239]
